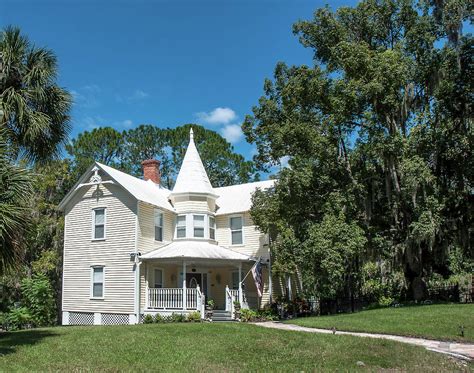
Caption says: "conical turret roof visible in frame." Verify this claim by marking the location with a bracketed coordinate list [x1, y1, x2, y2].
[172, 128, 215, 195]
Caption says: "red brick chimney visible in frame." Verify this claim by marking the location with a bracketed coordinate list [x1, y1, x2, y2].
[141, 159, 161, 184]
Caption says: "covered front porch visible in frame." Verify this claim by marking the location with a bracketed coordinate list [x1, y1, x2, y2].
[140, 241, 258, 318]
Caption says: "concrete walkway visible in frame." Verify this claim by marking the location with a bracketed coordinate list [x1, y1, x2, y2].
[254, 321, 474, 361]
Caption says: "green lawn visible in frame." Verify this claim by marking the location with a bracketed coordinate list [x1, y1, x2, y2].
[288, 303, 474, 343]
[0, 323, 470, 372]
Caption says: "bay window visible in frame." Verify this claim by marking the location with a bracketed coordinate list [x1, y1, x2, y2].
[193, 215, 205, 238]
[176, 215, 186, 238]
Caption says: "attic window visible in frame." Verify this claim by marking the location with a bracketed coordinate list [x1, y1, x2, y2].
[92, 208, 106, 240]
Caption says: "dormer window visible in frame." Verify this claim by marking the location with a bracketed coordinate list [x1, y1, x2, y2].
[193, 215, 205, 238]
[176, 215, 186, 238]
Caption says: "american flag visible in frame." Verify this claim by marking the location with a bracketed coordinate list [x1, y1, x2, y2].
[251, 259, 263, 297]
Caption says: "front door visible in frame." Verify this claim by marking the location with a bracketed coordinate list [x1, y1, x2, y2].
[186, 273, 208, 297]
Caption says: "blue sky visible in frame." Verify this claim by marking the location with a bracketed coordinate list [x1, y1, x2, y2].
[3, 0, 354, 160]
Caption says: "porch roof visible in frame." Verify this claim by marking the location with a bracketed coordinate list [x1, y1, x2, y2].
[140, 241, 255, 262]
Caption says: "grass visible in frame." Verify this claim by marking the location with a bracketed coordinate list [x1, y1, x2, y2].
[288, 303, 474, 343]
[0, 323, 471, 372]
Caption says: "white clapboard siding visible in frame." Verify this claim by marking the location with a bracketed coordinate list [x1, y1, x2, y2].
[173, 195, 213, 213]
[62, 183, 136, 314]
[215, 212, 269, 258]
[137, 201, 175, 255]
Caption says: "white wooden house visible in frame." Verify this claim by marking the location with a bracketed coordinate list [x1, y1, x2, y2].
[59, 129, 288, 325]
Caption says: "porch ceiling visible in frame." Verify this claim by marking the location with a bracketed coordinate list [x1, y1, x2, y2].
[140, 240, 255, 262]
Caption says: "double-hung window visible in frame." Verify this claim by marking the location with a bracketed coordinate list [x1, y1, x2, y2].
[154, 209, 163, 241]
[209, 216, 216, 240]
[92, 208, 106, 240]
[230, 216, 243, 245]
[176, 215, 186, 238]
[193, 215, 205, 238]
[91, 266, 104, 298]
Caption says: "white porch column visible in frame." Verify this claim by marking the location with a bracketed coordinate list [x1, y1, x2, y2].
[182, 261, 187, 311]
[238, 262, 243, 305]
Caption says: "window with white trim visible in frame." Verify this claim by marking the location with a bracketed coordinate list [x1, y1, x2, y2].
[231, 271, 244, 290]
[193, 215, 205, 238]
[230, 216, 243, 245]
[154, 209, 163, 241]
[93, 208, 105, 240]
[209, 216, 216, 240]
[176, 215, 186, 238]
[91, 266, 104, 298]
[154, 268, 163, 288]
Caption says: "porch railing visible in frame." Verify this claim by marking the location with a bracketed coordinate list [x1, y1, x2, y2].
[148, 287, 204, 310]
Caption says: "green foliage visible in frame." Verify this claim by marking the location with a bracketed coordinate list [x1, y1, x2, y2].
[153, 313, 164, 323]
[20, 274, 55, 327]
[67, 124, 259, 189]
[240, 308, 258, 322]
[0, 132, 33, 274]
[206, 299, 215, 310]
[170, 312, 186, 323]
[5, 306, 32, 331]
[143, 314, 154, 324]
[66, 127, 125, 178]
[1, 26, 72, 162]
[245, 0, 473, 302]
[187, 311, 201, 322]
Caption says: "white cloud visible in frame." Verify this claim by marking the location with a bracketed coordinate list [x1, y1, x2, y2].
[221, 124, 243, 144]
[116, 89, 150, 103]
[114, 119, 133, 128]
[71, 85, 101, 109]
[196, 107, 237, 125]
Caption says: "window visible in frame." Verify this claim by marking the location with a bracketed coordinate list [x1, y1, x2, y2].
[209, 216, 216, 240]
[154, 209, 163, 241]
[93, 208, 105, 240]
[154, 269, 163, 288]
[230, 216, 243, 245]
[176, 215, 186, 238]
[193, 215, 205, 238]
[91, 266, 104, 298]
[231, 271, 244, 290]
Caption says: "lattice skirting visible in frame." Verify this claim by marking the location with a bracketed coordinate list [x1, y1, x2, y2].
[68, 312, 94, 325]
[101, 313, 130, 325]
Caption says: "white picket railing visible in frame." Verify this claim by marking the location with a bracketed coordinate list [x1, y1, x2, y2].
[147, 287, 205, 311]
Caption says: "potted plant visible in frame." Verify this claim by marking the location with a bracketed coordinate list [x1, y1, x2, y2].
[205, 299, 215, 320]
[233, 301, 241, 320]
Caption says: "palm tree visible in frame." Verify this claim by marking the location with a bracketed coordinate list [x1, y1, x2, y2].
[0, 26, 71, 272]
[0, 26, 72, 162]
[0, 131, 33, 274]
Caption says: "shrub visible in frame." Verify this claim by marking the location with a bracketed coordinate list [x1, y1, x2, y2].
[187, 311, 201, 322]
[170, 312, 186, 322]
[240, 309, 257, 322]
[154, 313, 164, 323]
[21, 274, 55, 327]
[143, 314, 154, 324]
[6, 307, 32, 331]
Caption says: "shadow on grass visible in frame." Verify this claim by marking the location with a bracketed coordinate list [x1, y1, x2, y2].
[0, 329, 58, 356]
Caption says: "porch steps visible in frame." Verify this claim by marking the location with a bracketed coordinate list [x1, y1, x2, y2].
[212, 310, 233, 322]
